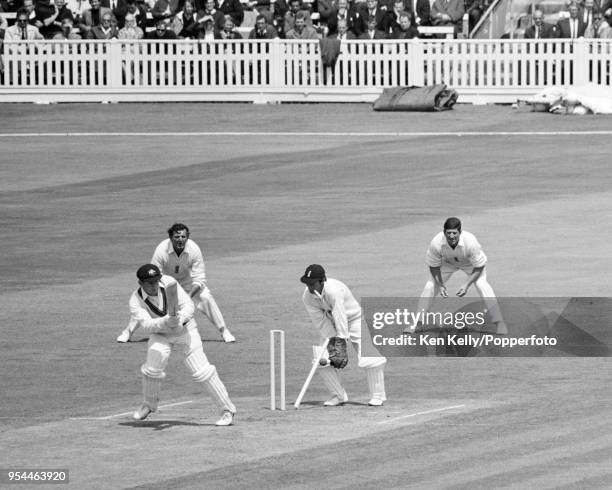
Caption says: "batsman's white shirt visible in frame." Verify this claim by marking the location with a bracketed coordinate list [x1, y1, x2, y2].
[302, 278, 361, 339]
[425, 231, 487, 270]
[151, 239, 207, 292]
[129, 275, 196, 336]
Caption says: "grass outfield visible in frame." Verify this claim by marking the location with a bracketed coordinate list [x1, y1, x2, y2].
[1, 103, 611, 489]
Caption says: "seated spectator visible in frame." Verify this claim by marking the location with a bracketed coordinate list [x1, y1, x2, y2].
[390, 10, 418, 37]
[22, 0, 39, 26]
[327, 0, 362, 37]
[407, 0, 430, 26]
[53, 16, 82, 38]
[284, 0, 312, 33]
[524, 7, 558, 38]
[385, 0, 407, 33]
[151, 0, 180, 21]
[197, 0, 225, 31]
[285, 10, 319, 37]
[4, 7, 43, 39]
[88, 10, 118, 37]
[195, 14, 217, 39]
[556, 1, 586, 38]
[37, 0, 75, 38]
[170, 0, 199, 38]
[430, 0, 464, 36]
[79, 0, 112, 37]
[146, 17, 178, 38]
[248, 13, 279, 38]
[66, 0, 92, 21]
[358, 14, 386, 37]
[356, 0, 388, 34]
[217, 0, 244, 26]
[580, 0, 596, 27]
[117, 11, 143, 37]
[327, 16, 356, 38]
[122, 0, 147, 32]
[218, 14, 243, 38]
[584, 8, 611, 36]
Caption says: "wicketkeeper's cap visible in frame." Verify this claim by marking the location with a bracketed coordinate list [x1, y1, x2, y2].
[137, 264, 162, 281]
[300, 264, 325, 284]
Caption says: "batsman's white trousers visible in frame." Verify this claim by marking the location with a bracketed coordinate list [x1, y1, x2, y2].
[419, 265, 502, 323]
[140, 326, 235, 413]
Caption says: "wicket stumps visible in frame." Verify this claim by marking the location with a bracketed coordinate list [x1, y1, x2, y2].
[270, 329, 286, 410]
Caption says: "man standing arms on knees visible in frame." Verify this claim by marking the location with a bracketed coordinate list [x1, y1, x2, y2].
[413, 217, 506, 334]
[130, 264, 236, 425]
[117, 223, 236, 343]
[301, 264, 387, 407]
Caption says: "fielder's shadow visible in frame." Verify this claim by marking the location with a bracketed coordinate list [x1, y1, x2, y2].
[120, 420, 208, 431]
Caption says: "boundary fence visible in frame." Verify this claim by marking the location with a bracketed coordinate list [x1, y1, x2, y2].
[1, 38, 610, 103]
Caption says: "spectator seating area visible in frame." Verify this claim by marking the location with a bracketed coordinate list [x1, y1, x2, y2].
[0, 0, 463, 41]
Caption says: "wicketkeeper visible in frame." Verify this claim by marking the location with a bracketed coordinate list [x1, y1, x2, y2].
[300, 264, 387, 406]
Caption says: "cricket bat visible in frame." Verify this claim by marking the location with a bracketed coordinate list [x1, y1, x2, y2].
[166, 282, 178, 317]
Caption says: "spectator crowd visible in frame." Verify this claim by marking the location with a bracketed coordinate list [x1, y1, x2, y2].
[1, 0, 612, 42]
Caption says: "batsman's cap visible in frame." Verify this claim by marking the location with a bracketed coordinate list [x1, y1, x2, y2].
[136, 264, 161, 281]
[300, 264, 325, 284]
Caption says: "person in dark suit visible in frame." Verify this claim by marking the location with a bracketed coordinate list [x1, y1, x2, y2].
[248, 13, 279, 38]
[216, 0, 244, 26]
[556, 1, 586, 37]
[390, 10, 419, 37]
[430, 0, 464, 36]
[524, 7, 558, 38]
[358, 15, 386, 37]
[406, 0, 430, 25]
[197, 0, 225, 31]
[326, 0, 363, 36]
[145, 17, 178, 38]
[88, 9, 118, 37]
[327, 16, 356, 38]
[355, 0, 387, 33]
[36, 0, 74, 38]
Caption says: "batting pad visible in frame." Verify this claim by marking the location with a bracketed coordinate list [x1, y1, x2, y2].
[318, 367, 346, 398]
[366, 365, 386, 402]
[142, 375, 163, 411]
[184, 348, 215, 382]
[204, 368, 236, 413]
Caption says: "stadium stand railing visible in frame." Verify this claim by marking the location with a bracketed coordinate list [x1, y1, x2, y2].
[1, 38, 610, 103]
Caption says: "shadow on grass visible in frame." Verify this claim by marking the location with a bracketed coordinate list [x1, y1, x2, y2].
[294, 400, 369, 408]
[119, 420, 210, 431]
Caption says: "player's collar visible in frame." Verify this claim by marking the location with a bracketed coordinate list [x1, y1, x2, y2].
[139, 286, 168, 317]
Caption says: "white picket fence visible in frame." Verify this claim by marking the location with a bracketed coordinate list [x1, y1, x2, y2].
[1, 38, 611, 103]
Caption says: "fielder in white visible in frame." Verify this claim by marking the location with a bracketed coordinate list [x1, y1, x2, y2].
[117, 223, 236, 343]
[130, 264, 236, 426]
[415, 217, 506, 333]
[301, 264, 387, 407]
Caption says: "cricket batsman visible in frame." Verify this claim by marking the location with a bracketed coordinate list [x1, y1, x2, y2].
[129, 264, 236, 426]
[301, 264, 387, 406]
